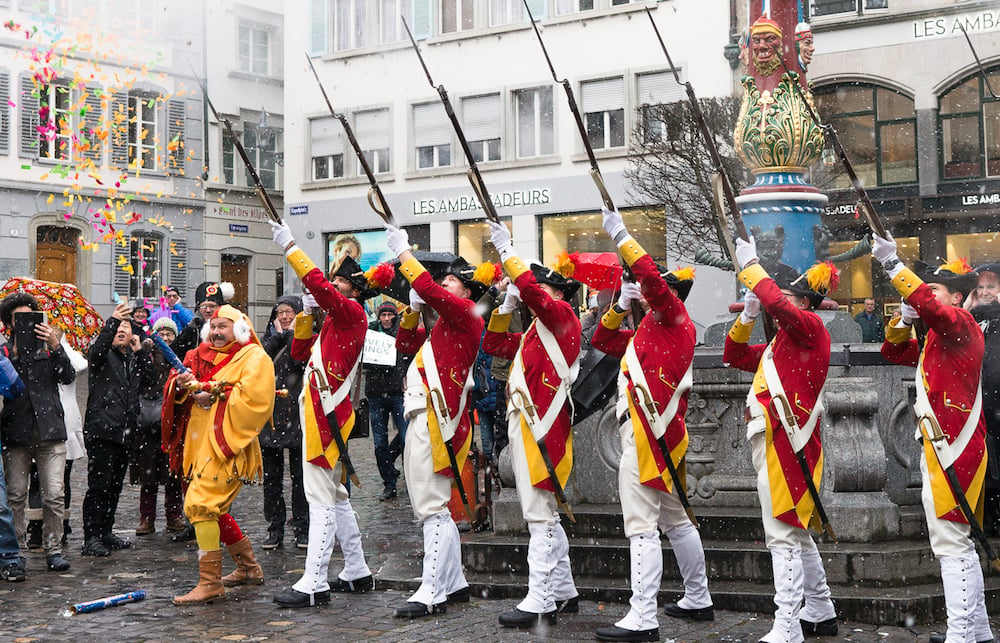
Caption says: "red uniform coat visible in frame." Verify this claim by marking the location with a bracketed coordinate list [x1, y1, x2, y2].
[483, 256, 581, 492]
[286, 248, 366, 470]
[592, 250, 695, 493]
[723, 264, 829, 530]
[881, 269, 987, 524]
[395, 258, 483, 476]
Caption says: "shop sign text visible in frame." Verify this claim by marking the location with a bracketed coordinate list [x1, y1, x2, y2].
[962, 192, 1000, 206]
[209, 204, 268, 221]
[412, 188, 550, 216]
[913, 11, 1000, 39]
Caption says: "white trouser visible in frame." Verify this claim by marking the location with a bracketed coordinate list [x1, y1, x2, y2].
[334, 500, 371, 582]
[301, 448, 350, 507]
[615, 532, 662, 632]
[403, 410, 454, 522]
[618, 420, 711, 614]
[750, 433, 835, 642]
[293, 503, 337, 595]
[408, 511, 468, 607]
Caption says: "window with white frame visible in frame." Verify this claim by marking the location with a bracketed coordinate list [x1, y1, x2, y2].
[462, 94, 501, 162]
[127, 233, 161, 299]
[334, 0, 367, 52]
[240, 124, 280, 189]
[128, 93, 158, 170]
[379, 0, 411, 44]
[637, 70, 685, 144]
[310, 0, 329, 55]
[413, 102, 451, 169]
[582, 77, 625, 150]
[515, 86, 554, 158]
[39, 83, 72, 161]
[310, 116, 344, 181]
[238, 21, 270, 75]
[556, 0, 594, 15]
[442, 0, 474, 33]
[490, 0, 541, 25]
[356, 109, 390, 173]
[810, 0, 887, 18]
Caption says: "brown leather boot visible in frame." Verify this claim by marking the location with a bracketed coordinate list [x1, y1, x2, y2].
[173, 549, 225, 604]
[221, 536, 264, 587]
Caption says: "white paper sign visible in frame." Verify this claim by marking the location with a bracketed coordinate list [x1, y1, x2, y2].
[363, 330, 397, 366]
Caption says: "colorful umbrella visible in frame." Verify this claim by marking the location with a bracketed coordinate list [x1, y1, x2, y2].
[556, 252, 623, 291]
[0, 278, 103, 354]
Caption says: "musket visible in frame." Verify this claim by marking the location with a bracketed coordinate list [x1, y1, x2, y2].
[307, 364, 361, 487]
[521, 0, 614, 212]
[919, 414, 1000, 571]
[429, 388, 476, 524]
[401, 19, 501, 225]
[304, 54, 395, 226]
[772, 48, 886, 239]
[185, 61, 281, 224]
[511, 388, 575, 522]
[646, 8, 747, 249]
[633, 384, 698, 528]
[771, 392, 836, 541]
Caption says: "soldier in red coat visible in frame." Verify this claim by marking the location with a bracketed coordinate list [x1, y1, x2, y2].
[483, 220, 582, 629]
[873, 233, 993, 643]
[723, 237, 838, 643]
[382, 223, 488, 619]
[269, 221, 374, 609]
[590, 208, 710, 643]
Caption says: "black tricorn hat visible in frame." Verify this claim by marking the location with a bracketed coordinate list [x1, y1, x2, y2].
[447, 256, 491, 301]
[530, 263, 580, 300]
[331, 255, 379, 301]
[776, 261, 840, 310]
[382, 251, 489, 302]
[658, 264, 695, 303]
[916, 260, 977, 299]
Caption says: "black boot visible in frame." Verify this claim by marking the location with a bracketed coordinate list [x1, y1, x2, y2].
[595, 625, 660, 642]
[171, 524, 196, 542]
[498, 608, 556, 628]
[27, 520, 42, 550]
[800, 617, 838, 636]
[273, 587, 330, 608]
[394, 601, 446, 618]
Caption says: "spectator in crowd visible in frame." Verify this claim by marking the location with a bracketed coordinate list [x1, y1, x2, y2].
[130, 316, 185, 536]
[132, 304, 151, 330]
[172, 281, 235, 364]
[363, 301, 411, 501]
[0, 292, 76, 572]
[260, 295, 309, 549]
[967, 263, 1000, 535]
[471, 338, 500, 464]
[81, 302, 153, 557]
[854, 297, 884, 343]
[0, 344, 26, 581]
[580, 293, 600, 339]
[487, 286, 519, 462]
[58, 333, 88, 545]
[165, 287, 194, 330]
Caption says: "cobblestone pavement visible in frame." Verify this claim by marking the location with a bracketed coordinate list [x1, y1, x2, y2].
[0, 443, 993, 642]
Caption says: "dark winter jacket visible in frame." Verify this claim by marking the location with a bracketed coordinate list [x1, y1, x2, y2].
[471, 346, 498, 412]
[83, 317, 151, 446]
[172, 315, 205, 364]
[0, 338, 75, 446]
[973, 302, 1000, 424]
[363, 313, 411, 399]
[260, 295, 305, 450]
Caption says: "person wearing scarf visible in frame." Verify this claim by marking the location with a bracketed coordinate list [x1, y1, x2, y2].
[164, 305, 274, 605]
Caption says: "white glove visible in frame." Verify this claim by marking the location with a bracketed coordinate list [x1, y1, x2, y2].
[740, 290, 761, 324]
[270, 220, 295, 250]
[900, 299, 918, 325]
[735, 236, 758, 270]
[497, 285, 520, 315]
[385, 223, 411, 256]
[506, 283, 520, 300]
[602, 208, 628, 243]
[409, 288, 425, 312]
[487, 220, 514, 261]
[871, 232, 903, 277]
[617, 281, 641, 310]
[301, 293, 318, 310]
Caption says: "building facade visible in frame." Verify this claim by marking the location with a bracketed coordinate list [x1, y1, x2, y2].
[283, 0, 736, 333]
[807, 0, 1000, 317]
[0, 0, 207, 320]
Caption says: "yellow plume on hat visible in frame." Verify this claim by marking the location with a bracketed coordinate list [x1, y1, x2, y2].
[803, 260, 839, 294]
[938, 257, 973, 275]
[553, 251, 578, 278]
[472, 261, 502, 286]
[670, 266, 695, 282]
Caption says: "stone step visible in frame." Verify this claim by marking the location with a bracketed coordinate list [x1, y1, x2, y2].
[376, 552, 1000, 626]
[559, 503, 768, 541]
[460, 534, 944, 587]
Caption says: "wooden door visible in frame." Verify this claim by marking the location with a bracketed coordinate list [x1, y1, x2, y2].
[221, 254, 250, 312]
[36, 226, 79, 283]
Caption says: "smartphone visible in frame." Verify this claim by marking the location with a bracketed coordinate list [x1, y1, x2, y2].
[12, 310, 47, 354]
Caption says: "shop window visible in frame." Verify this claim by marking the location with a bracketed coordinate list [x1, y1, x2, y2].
[515, 86, 554, 159]
[414, 102, 451, 169]
[541, 209, 665, 267]
[310, 116, 344, 181]
[456, 219, 511, 264]
[946, 231, 1000, 266]
[442, 0, 474, 33]
[582, 77, 625, 150]
[356, 108, 391, 174]
[939, 69, 1000, 180]
[813, 83, 916, 187]
[461, 94, 501, 163]
[828, 236, 918, 314]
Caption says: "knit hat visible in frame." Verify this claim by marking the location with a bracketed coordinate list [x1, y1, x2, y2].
[152, 317, 178, 334]
[377, 302, 398, 317]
